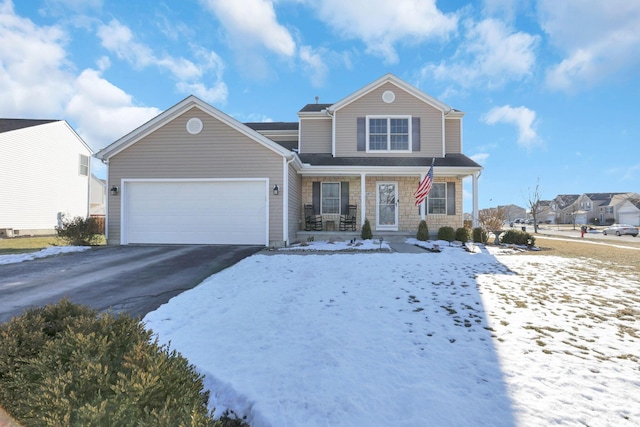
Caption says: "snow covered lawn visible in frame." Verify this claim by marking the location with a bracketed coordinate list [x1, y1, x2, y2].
[143, 241, 640, 426]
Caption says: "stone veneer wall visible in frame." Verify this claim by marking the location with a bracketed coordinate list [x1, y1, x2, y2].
[301, 176, 463, 233]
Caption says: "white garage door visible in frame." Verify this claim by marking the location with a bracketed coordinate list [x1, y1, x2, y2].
[619, 212, 640, 226]
[123, 180, 268, 245]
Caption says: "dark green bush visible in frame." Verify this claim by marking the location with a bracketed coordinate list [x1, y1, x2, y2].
[416, 220, 429, 241]
[455, 227, 469, 243]
[501, 229, 535, 246]
[437, 226, 455, 242]
[472, 227, 488, 243]
[55, 215, 102, 246]
[361, 218, 373, 240]
[0, 299, 243, 427]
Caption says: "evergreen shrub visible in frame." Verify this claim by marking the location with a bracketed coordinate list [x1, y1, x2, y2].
[0, 299, 245, 427]
[501, 229, 535, 246]
[437, 226, 455, 242]
[455, 227, 470, 243]
[416, 220, 429, 241]
[55, 215, 102, 246]
[361, 218, 373, 240]
[472, 227, 488, 243]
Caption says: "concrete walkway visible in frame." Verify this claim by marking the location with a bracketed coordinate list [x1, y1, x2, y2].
[387, 241, 429, 253]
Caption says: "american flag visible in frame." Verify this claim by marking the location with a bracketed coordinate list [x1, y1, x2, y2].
[414, 163, 434, 206]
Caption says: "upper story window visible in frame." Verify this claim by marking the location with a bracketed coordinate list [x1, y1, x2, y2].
[79, 154, 89, 176]
[367, 116, 411, 152]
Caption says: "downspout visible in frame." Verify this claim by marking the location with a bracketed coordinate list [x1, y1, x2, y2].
[327, 108, 335, 157]
[283, 155, 296, 246]
[102, 158, 109, 240]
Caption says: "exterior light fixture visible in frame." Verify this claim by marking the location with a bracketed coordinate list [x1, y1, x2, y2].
[273, 184, 279, 196]
[110, 186, 119, 196]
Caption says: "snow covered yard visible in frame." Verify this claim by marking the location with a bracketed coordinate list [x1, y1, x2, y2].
[143, 241, 640, 427]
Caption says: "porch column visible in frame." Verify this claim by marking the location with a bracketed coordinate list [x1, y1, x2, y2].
[472, 172, 480, 227]
[418, 172, 426, 220]
[360, 173, 366, 227]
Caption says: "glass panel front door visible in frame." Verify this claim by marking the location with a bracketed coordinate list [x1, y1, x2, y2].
[377, 182, 398, 230]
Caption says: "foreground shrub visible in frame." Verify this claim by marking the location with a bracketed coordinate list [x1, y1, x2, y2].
[416, 220, 429, 241]
[361, 218, 373, 240]
[455, 227, 469, 243]
[472, 227, 488, 244]
[55, 215, 102, 246]
[501, 229, 535, 246]
[437, 226, 455, 243]
[0, 299, 243, 427]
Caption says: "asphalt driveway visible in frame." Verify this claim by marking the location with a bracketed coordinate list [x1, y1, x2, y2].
[0, 245, 262, 324]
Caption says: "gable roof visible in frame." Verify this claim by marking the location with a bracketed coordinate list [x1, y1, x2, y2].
[327, 73, 457, 115]
[553, 194, 580, 209]
[0, 119, 59, 134]
[96, 96, 295, 160]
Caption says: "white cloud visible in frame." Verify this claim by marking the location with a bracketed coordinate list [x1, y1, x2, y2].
[305, 0, 457, 64]
[97, 19, 227, 104]
[0, 1, 74, 116]
[66, 69, 161, 150]
[470, 153, 490, 165]
[483, 105, 539, 149]
[539, 0, 640, 91]
[422, 18, 538, 90]
[200, 0, 296, 57]
[299, 45, 328, 88]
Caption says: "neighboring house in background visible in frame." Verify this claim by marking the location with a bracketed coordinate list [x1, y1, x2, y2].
[89, 174, 106, 216]
[549, 194, 580, 224]
[570, 193, 629, 225]
[500, 204, 526, 222]
[535, 200, 554, 223]
[0, 119, 92, 237]
[96, 74, 482, 246]
[616, 198, 640, 226]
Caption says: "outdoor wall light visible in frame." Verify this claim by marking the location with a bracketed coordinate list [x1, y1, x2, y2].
[273, 184, 279, 196]
[110, 186, 119, 196]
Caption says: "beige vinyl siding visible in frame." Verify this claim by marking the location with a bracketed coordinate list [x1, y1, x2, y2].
[0, 121, 91, 233]
[287, 163, 302, 243]
[299, 118, 332, 153]
[335, 82, 443, 157]
[445, 118, 462, 154]
[107, 107, 285, 245]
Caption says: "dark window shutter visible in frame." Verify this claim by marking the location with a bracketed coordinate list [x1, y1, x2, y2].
[341, 181, 349, 214]
[312, 182, 320, 214]
[447, 182, 456, 215]
[357, 117, 366, 151]
[412, 117, 420, 151]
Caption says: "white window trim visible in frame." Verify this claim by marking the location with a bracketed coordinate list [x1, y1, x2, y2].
[321, 182, 341, 215]
[79, 154, 89, 176]
[365, 115, 412, 153]
[427, 182, 447, 215]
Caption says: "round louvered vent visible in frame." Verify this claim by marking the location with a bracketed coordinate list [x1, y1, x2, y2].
[186, 118, 203, 135]
[382, 90, 395, 103]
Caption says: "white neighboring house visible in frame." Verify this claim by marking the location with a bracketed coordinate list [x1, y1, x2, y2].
[0, 119, 93, 237]
[617, 198, 640, 226]
[89, 174, 106, 216]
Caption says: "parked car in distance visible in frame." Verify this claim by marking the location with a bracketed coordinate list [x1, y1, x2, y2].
[602, 224, 639, 237]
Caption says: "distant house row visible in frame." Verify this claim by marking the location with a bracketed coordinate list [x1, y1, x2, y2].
[486, 192, 640, 227]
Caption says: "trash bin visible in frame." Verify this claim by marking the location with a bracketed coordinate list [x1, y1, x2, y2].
[521, 226, 526, 232]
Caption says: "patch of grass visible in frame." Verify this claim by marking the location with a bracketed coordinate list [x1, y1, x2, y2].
[0, 236, 66, 255]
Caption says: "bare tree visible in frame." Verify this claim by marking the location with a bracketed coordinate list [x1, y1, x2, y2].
[479, 206, 507, 244]
[526, 179, 542, 233]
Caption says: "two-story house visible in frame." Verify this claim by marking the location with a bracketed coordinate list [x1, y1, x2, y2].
[0, 119, 93, 237]
[549, 194, 580, 224]
[96, 74, 482, 246]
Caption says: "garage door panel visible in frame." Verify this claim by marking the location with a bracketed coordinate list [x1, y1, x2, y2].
[124, 181, 268, 245]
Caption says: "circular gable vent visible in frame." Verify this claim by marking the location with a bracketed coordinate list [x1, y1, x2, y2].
[186, 117, 203, 135]
[382, 90, 395, 103]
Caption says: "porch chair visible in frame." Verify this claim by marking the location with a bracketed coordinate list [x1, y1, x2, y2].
[339, 204, 357, 231]
[304, 204, 323, 231]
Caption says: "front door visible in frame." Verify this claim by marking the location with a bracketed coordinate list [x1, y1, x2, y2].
[376, 182, 398, 230]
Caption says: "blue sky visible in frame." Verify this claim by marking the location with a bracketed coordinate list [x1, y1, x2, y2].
[1, 0, 639, 210]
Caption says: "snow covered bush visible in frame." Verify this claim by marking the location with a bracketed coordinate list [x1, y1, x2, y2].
[0, 299, 244, 427]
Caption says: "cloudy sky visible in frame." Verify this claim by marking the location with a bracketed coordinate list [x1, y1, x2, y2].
[2, 0, 639, 209]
